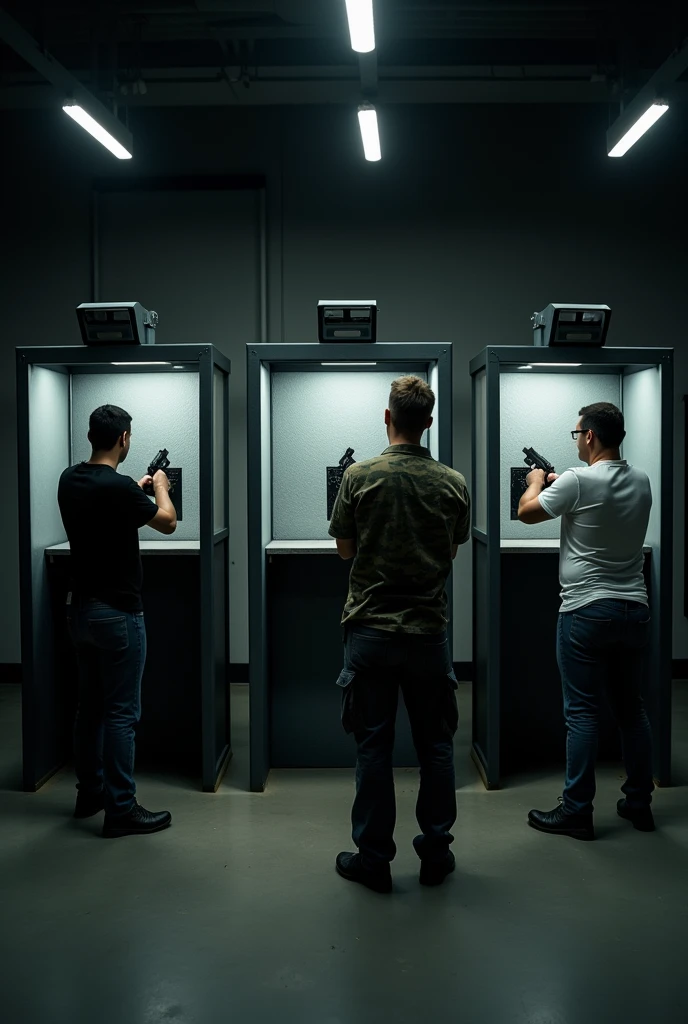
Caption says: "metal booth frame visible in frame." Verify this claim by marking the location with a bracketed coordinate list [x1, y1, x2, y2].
[247, 342, 454, 793]
[17, 343, 231, 793]
[469, 345, 674, 790]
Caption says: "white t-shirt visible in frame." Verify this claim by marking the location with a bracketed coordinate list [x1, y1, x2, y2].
[537, 460, 651, 613]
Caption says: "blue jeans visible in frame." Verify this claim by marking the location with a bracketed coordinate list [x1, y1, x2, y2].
[337, 625, 459, 867]
[557, 599, 654, 816]
[66, 598, 147, 817]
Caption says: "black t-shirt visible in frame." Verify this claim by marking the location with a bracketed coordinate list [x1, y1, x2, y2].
[58, 463, 158, 612]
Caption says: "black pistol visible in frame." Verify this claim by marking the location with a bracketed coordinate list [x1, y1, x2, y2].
[144, 449, 170, 495]
[339, 447, 356, 472]
[522, 446, 555, 487]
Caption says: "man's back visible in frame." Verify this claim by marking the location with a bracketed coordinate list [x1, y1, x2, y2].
[539, 460, 652, 611]
[58, 463, 157, 612]
[329, 444, 470, 632]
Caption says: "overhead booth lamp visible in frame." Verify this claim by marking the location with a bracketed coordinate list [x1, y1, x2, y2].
[608, 101, 669, 157]
[76, 303, 159, 346]
[62, 104, 133, 160]
[318, 300, 378, 343]
[345, 0, 376, 53]
[531, 303, 611, 347]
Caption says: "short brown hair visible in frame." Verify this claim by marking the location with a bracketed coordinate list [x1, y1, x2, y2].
[579, 402, 625, 448]
[388, 376, 435, 433]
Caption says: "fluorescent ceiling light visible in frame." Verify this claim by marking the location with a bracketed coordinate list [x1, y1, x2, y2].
[345, 0, 375, 53]
[63, 104, 133, 159]
[111, 361, 171, 366]
[321, 362, 377, 366]
[531, 362, 582, 367]
[608, 101, 669, 157]
[358, 104, 381, 161]
[518, 365, 533, 370]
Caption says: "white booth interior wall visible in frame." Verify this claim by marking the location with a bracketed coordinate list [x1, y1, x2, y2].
[271, 369, 427, 541]
[213, 367, 226, 532]
[71, 373, 200, 541]
[474, 369, 487, 533]
[621, 367, 662, 549]
[500, 373, 622, 539]
[30, 365, 70, 555]
[28, 367, 70, 650]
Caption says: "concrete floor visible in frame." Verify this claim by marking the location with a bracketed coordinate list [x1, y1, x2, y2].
[1, 683, 687, 1024]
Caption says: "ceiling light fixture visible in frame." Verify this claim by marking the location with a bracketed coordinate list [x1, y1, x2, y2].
[358, 103, 381, 161]
[531, 363, 583, 367]
[608, 100, 669, 157]
[111, 361, 171, 366]
[321, 362, 378, 366]
[344, 0, 375, 53]
[63, 104, 133, 159]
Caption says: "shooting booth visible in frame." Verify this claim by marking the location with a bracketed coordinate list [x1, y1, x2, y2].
[469, 345, 673, 789]
[17, 343, 231, 793]
[247, 343, 453, 792]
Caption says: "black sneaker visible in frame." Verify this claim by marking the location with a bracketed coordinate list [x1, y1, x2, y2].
[419, 852, 456, 887]
[528, 805, 595, 841]
[102, 802, 172, 839]
[335, 852, 392, 893]
[617, 799, 655, 832]
[74, 790, 105, 819]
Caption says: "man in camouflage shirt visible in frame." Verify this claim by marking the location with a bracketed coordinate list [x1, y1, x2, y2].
[329, 375, 470, 892]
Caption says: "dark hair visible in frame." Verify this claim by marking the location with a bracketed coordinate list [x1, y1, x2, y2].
[389, 376, 435, 434]
[88, 405, 132, 451]
[579, 402, 626, 448]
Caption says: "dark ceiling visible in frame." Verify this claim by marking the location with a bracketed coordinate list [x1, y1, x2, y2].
[1, 0, 687, 106]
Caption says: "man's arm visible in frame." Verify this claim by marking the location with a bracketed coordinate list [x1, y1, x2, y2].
[451, 482, 471, 558]
[146, 471, 177, 535]
[518, 469, 554, 525]
[335, 538, 357, 560]
[518, 469, 581, 526]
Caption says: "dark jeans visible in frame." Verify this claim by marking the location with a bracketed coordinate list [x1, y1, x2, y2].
[66, 598, 146, 817]
[337, 624, 459, 867]
[557, 599, 654, 816]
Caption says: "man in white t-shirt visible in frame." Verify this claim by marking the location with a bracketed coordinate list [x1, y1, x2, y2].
[517, 402, 655, 841]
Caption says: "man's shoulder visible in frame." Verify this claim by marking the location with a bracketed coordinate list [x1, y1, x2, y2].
[348, 453, 466, 485]
[60, 464, 135, 491]
[436, 463, 467, 489]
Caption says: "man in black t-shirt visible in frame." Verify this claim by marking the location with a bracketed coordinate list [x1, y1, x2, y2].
[58, 404, 177, 838]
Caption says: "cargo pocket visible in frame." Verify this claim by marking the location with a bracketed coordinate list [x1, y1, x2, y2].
[444, 671, 459, 736]
[336, 667, 357, 735]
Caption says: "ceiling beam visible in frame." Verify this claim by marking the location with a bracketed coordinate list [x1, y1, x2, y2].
[0, 76, 625, 107]
[358, 51, 378, 99]
[0, 5, 133, 153]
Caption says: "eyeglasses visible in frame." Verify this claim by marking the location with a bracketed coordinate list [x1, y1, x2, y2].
[570, 430, 587, 440]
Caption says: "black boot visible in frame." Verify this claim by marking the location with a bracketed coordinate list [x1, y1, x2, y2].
[74, 790, 105, 819]
[413, 836, 456, 886]
[528, 805, 595, 841]
[335, 852, 392, 893]
[103, 802, 172, 839]
[419, 852, 456, 887]
[617, 799, 655, 832]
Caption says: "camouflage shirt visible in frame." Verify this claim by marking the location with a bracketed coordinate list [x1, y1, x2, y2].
[328, 444, 471, 633]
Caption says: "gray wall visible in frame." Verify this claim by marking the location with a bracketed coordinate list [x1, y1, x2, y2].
[2, 103, 687, 663]
[499, 372, 622, 540]
[271, 369, 427, 540]
[71, 372, 200, 541]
